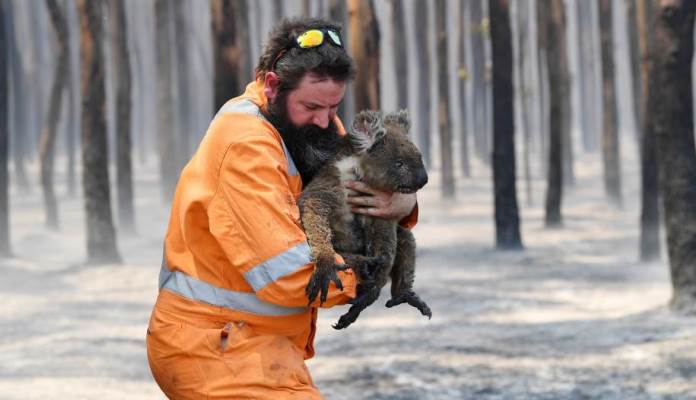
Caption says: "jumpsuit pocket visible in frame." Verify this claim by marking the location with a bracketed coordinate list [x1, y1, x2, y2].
[212, 322, 312, 389]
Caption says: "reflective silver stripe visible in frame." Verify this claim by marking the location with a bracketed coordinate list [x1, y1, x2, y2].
[215, 99, 299, 176]
[244, 242, 312, 291]
[159, 264, 307, 316]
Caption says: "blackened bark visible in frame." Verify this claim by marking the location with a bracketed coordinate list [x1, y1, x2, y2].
[111, 0, 134, 233]
[390, 0, 408, 111]
[348, 0, 380, 111]
[627, 0, 642, 137]
[211, 0, 247, 111]
[78, 0, 121, 264]
[489, 0, 522, 249]
[413, 0, 431, 166]
[637, 0, 660, 261]
[516, 0, 533, 206]
[40, 0, 68, 230]
[0, 0, 10, 256]
[459, 0, 470, 177]
[436, 0, 455, 199]
[599, 0, 622, 206]
[471, 0, 489, 162]
[543, 0, 566, 227]
[155, 0, 177, 201]
[652, 0, 696, 313]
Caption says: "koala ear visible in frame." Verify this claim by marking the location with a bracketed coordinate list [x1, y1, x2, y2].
[383, 109, 411, 133]
[349, 110, 386, 153]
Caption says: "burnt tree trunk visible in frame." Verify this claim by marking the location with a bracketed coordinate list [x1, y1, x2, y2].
[413, 0, 432, 166]
[627, 0, 642, 139]
[348, 0, 380, 111]
[0, 0, 10, 256]
[390, 0, 408, 111]
[652, 0, 696, 313]
[516, 0, 533, 206]
[329, 0, 348, 123]
[490, 0, 522, 249]
[599, 0, 622, 206]
[471, 0, 489, 162]
[211, 0, 248, 111]
[65, 0, 79, 197]
[435, 0, 455, 199]
[78, 0, 121, 264]
[155, 0, 178, 201]
[40, 0, 69, 230]
[111, 0, 134, 233]
[543, 0, 567, 227]
[459, 0, 470, 177]
[637, 0, 660, 261]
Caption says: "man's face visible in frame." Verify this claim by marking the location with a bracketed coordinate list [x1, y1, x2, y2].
[281, 73, 346, 129]
[264, 73, 346, 184]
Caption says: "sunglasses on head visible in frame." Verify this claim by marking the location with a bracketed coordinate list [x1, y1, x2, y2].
[271, 28, 344, 71]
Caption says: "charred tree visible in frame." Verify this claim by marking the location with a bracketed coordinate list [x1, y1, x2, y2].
[627, 0, 642, 137]
[0, 0, 10, 256]
[211, 0, 249, 111]
[348, 0, 380, 111]
[155, 0, 178, 201]
[413, 0, 432, 166]
[435, 0, 455, 199]
[652, 0, 696, 313]
[542, 0, 568, 227]
[516, 0, 533, 205]
[490, 0, 522, 249]
[329, 0, 348, 122]
[459, 0, 470, 177]
[78, 0, 121, 264]
[599, 0, 622, 206]
[111, 0, 134, 233]
[390, 0, 408, 111]
[39, 0, 69, 230]
[471, 0, 489, 162]
[636, 0, 660, 261]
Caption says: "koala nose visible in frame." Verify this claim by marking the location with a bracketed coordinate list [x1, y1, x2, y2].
[416, 168, 428, 189]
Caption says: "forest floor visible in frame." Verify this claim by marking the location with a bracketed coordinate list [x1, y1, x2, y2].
[1, 152, 696, 400]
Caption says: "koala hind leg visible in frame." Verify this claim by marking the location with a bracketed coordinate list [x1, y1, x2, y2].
[386, 227, 432, 318]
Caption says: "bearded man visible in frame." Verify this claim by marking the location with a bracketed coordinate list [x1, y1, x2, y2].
[146, 17, 418, 399]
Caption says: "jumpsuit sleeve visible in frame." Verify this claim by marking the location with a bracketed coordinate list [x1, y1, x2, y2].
[210, 132, 357, 309]
[398, 202, 419, 230]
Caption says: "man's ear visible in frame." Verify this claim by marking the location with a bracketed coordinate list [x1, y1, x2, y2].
[264, 72, 280, 102]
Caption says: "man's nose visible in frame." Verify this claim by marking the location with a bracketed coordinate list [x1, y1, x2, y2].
[312, 110, 330, 129]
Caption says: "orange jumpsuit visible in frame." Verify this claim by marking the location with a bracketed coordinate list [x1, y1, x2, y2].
[147, 80, 417, 399]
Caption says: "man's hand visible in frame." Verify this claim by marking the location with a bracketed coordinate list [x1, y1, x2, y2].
[344, 180, 416, 220]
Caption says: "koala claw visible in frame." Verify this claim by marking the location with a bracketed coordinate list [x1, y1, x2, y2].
[306, 264, 346, 306]
[386, 291, 432, 319]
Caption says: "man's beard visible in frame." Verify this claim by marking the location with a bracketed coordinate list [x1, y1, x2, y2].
[265, 93, 341, 185]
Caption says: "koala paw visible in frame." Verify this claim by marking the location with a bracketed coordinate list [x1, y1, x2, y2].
[305, 260, 348, 306]
[386, 291, 432, 319]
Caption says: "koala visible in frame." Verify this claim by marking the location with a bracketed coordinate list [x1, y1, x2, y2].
[298, 109, 431, 329]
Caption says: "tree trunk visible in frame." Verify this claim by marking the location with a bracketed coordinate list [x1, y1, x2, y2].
[273, 0, 284, 21]
[471, 0, 489, 162]
[435, 0, 455, 199]
[627, 0, 642, 139]
[211, 0, 248, 111]
[78, 0, 121, 264]
[542, 0, 566, 227]
[348, 0, 380, 112]
[490, 0, 522, 249]
[39, 0, 68, 230]
[516, 0, 533, 206]
[390, 0, 408, 111]
[413, 0, 431, 167]
[65, 0, 79, 197]
[5, 0, 30, 193]
[155, 0, 178, 201]
[459, 0, 470, 177]
[652, 0, 696, 313]
[111, 0, 134, 233]
[0, 0, 10, 256]
[577, 1, 599, 152]
[599, 0, 622, 206]
[329, 0, 348, 123]
[636, 0, 659, 261]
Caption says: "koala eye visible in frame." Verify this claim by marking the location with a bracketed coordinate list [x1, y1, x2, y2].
[395, 161, 404, 168]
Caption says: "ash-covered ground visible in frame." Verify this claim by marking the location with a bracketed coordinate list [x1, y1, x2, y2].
[1, 154, 695, 399]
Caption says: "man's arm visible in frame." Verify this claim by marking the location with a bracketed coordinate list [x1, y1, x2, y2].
[209, 132, 357, 308]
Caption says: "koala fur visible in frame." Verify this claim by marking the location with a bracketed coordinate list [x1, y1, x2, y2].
[298, 109, 431, 329]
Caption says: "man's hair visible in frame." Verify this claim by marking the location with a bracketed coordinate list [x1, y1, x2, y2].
[255, 17, 356, 93]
